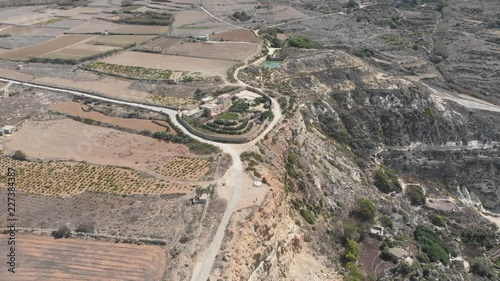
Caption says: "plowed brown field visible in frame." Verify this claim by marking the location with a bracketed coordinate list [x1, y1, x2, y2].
[0, 235, 167, 281]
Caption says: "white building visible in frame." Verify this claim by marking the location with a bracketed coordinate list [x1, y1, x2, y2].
[0, 125, 16, 136]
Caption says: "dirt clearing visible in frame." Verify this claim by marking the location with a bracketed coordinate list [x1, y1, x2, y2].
[33, 76, 151, 102]
[209, 29, 262, 43]
[5, 119, 188, 171]
[89, 35, 156, 47]
[168, 42, 260, 61]
[174, 10, 211, 27]
[100, 51, 235, 77]
[111, 25, 169, 35]
[50, 101, 171, 133]
[0, 35, 94, 60]
[0, 234, 167, 281]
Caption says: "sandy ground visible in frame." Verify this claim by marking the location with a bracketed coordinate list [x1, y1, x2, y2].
[5, 119, 189, 170]
[50, 101, 171, 133]
[168, 42, 260, 62]
[100, 51, 236, 77]
[0, 234, 167, 281]
[33, 76, 151, 102]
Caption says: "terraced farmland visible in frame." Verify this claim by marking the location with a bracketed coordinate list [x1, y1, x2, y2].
[147, 95, 198, 109]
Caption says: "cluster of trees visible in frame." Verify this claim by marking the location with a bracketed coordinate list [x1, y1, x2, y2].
[117, 11, 173, 26]
[150, 130, 220, 154]
[414, 226, 449, 265]
[52, 222, 95, 239]
[287, 36, 320, 49]
[229, 100, 249, 112]
[12, 150, 27, 161]
[260, 110, 274, 121]
[232, 11, 251, 22]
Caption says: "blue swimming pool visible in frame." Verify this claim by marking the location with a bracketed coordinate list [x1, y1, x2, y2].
[262, 60, 282, 69]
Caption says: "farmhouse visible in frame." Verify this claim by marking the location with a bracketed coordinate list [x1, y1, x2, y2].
[235, 90, 261, 104]
[388, 247, 409, 261]
[0, 125, 16, 135]
[200, 94, 232, 117]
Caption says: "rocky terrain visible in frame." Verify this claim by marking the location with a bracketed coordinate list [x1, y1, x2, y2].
[229, 34, 500, 279]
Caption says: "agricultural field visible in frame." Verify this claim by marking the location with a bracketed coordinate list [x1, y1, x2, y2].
[0, 235, 167, 281]
[89, 35, 155, 47]
[0, 26, 41, 35]
[147, 95, 198, 109]
[4, 119, 192, 173]
[154, 156, 212, 181]
[0, 156, 193, 196]
[0, 35, 94, 60]
[0, 36, 52, 50]
[42, 43, 118, 60]
[209, 29, 262, 43]
[110, 24, 169, 35]
[167, 41, 260, 61]
[139, 36, 183, 52]
[84, 61, 173, 80]
[100, 51, 236, 77]
[50, 101, 172, 133]
[173, 10, 211, 27]
[65, 19, 119, 34]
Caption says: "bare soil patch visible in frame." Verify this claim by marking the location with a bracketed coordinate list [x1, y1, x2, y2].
[209, 29, 262, 43]
[0, 234, 167, 281]
[111, 24, 169, 35]
[0, 35, 94, 60]
[0, 26, 41, 35]
[5, 119, 188, 172]
[50, 101, 171, 133]
[66, 20, 119, 34]
[174, 10, 211, 27]
[33, 76, 151, 102]
[167, 41, 260, 61]
[89, 35, 155, 47]
[44, 43, 118, 59]
[100, 51, 235, 77]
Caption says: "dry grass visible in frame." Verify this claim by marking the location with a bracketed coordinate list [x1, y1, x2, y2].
[0, 234, 167, 281]
[154, 156, 211, 180]
[0, 156, 194, 196]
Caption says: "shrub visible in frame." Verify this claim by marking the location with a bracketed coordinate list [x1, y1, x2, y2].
[260, 110, 274, 121]
[351, 198, 377, 223]
[379, 215, 394, 229]
[470, 258, 497, 279]
[346, 240, 360, 262]
[374, 165, 402, 193]
[232, 11, 251, 21]
[461, 226, 497, 249]
[12, 150, 27, 161]
[414, 226, 449, 265]
[345, 261, 363, 281]
[52, 225, 72, 239]
[75, 222, 95, 233]
[428, 212, 446, 227]
[179, 237, 189, 244]
[287, 36, 320, 49]
[406, 185, 425, 206]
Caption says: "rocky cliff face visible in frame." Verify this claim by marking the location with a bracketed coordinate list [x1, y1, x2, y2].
[224, 47, 499, 280]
